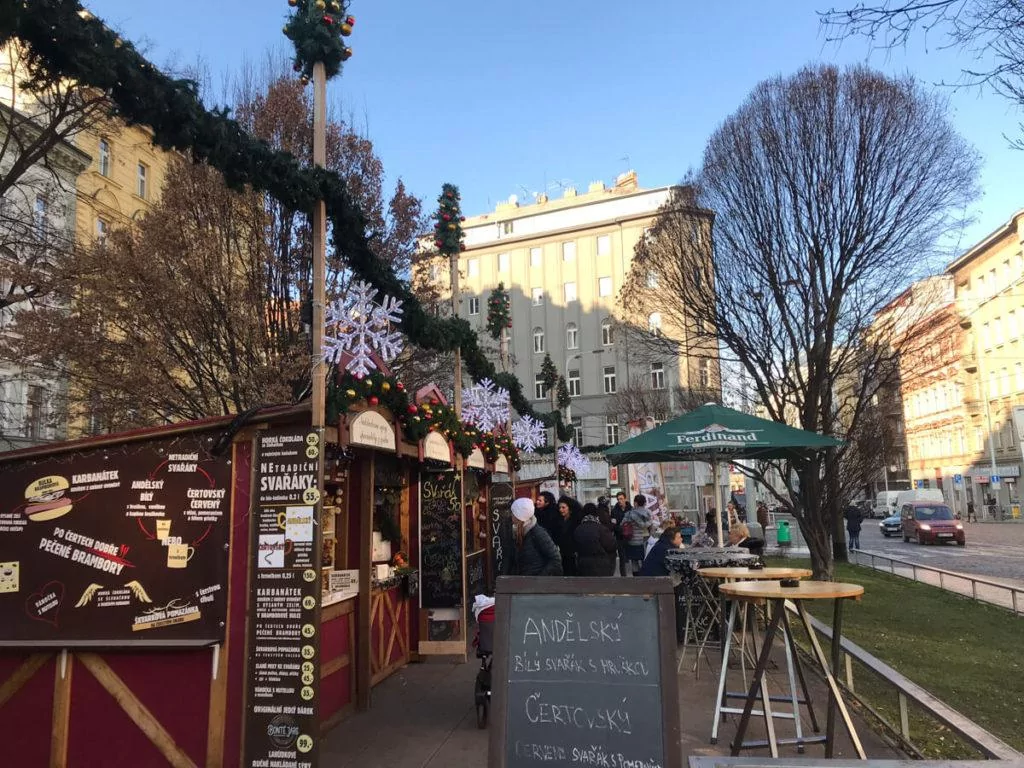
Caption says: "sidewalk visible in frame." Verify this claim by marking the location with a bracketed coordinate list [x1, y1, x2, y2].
[321, 642, 901, 766]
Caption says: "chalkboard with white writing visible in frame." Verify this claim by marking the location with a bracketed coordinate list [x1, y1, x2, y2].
[419, 471, 463, 609]
[488, 577, 681, 768]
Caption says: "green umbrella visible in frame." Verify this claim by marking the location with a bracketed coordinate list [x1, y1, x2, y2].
[605, 404, 841, 545]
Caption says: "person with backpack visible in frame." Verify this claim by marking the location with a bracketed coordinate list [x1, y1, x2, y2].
[510, 498, 562, 576]
[622, 494, 653, 575]
[574, 502, 617, 576]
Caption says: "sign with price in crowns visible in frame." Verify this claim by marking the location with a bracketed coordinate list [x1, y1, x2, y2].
[243, 428, 324, 768]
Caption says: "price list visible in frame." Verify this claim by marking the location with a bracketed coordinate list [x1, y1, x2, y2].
[243, 428, 323, 768]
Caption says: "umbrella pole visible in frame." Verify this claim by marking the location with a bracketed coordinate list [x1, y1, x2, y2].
[714, 451, 724, 547]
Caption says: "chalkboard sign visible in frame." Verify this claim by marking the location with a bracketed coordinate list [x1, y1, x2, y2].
[488, 577, 681, 768]
[467, 551, 486, 601]
[489, 481, 514, 587]
[419, 472, 463, 608]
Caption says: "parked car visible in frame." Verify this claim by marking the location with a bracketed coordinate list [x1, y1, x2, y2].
[879, 510, 902, 537]
[900, 502, 965, 546]
[873, 491, 900, 519]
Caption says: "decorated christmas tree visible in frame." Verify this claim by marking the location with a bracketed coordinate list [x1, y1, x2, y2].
[432, 183, 465, 255]
[486, 282, 511, 340]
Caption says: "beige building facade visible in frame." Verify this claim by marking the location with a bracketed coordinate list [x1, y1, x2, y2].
[431, 172, 718, 499]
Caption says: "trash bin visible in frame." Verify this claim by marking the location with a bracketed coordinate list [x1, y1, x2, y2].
[777, 520, 792, 548]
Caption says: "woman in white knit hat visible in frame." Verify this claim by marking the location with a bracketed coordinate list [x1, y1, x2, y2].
[510, 497, 563, 576]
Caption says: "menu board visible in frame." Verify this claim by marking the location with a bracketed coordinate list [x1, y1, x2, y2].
[419, 471, 463, 609]
[489, 481, 514, 586]
[243, 428, 323, 768]
[488, 577, 681, 768]
[0, 434, 230, 646]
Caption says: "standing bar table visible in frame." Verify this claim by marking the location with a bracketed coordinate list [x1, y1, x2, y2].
[717, 580, 866, 760]
[699, 567, 815, 753]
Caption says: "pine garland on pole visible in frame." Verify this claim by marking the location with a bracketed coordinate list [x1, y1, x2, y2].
[556, 376, 571, 410]
[432, 183, 465, 254]
[486, 282, 511, 340]
[540, 353, 558, 391]
[284, 0, 355, 81]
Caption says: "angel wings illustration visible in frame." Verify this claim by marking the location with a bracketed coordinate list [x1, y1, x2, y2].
[74, 580, 153, 607]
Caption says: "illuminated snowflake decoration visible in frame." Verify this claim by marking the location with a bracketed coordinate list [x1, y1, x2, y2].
[557, 443, 590, 475]
[461, 378, 511, 432]
[511, 415, 546, 453]
[323, 280, 404, 377]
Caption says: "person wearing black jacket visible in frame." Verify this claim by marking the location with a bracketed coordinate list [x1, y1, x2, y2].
[574, 503, 617, 576]
[511, 498, 562, 576]
[609, 492, 632, 576]
[556, 496, 584, 576]
[638, 527, 682, 577]
[534, 491, 561, 545]
[844, 504, 864, 551]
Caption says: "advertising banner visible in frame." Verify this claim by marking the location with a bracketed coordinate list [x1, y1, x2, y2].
[0, 434, 231, 646]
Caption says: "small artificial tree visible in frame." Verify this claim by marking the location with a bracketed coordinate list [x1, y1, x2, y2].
[486, 282, 511, 340]
[284, 0, 355, 81]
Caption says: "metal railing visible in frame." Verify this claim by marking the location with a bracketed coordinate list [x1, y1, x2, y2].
[786, 602, 1022, 761]
[850, 549, 1024, 615]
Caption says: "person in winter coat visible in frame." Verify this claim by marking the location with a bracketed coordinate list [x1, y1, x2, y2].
[534, 491, 560, 544]
[609, 491, 632, 576]
[622, 495, 653, 574]
[511, 498, 562, 576]
[844, 504, 864, 551]
[574, 503, 617, 576]
[556, 496, 583, 576]
[638, 527, 682, 576]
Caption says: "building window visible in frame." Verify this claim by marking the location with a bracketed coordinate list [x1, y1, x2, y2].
[33, 195, 47, 236]
[596, 234, 611, 256]
[498, 252, 509, 272]
[603, 366, 617, 394]
[572, 417, 583, 445]
[1009, 310, 1018, 339]
[700, 360, 712, 389]
[137, 162, 148, 198]
[98, 138, 111, 177]
[648, 312, 662, 335]
[25, 384, 44, 439]
[534, 374, 548, 400]
[530, 247, 542, 267]
[598, 276, 612, 297]
[95, 218, 109, 243]
[532, 287, 544, 306]
[568, 369, 580, 397]
[651, 362, 665, 390]
[601, 320, 614, 346]
[605, 421, 619, 445]
[994, 317, 1004, 346]
[468, 297, 480, 315]
[981, 322, 991, 349]
[467, 258, 479, 278]
[1001, 367, 1010, 396]
[562, 241, 576, 262]
[564, 282, 577, 302]
[533, 327, 545, 353]
[1016, 362, 1024, 392]
[501, 220, 514, 236]
[566, 323, 578, 350]
[646, 271, 659, 288]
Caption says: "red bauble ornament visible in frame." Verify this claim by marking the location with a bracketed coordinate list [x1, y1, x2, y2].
[506, 321, 513, 328]
[368, 396, 379, 406]
[354, 372, 364, 381]
[442, 213, 450, 222]
[459, 243, 466, 251]
[396, 382, 405, 391]
[460, 216, 466, 222]
[430, 399, 438, 405]
[407, 404, 418, 414]
[346, 15, 355, 24]
[323, 14, 334, 25]
[424, 413, 432, 420]
[434, 240, 443, 247]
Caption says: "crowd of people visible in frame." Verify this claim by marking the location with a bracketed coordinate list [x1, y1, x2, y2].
[507, 490, 765, 579]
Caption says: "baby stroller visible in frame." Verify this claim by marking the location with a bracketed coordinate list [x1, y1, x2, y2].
[472, 595, 496, 729]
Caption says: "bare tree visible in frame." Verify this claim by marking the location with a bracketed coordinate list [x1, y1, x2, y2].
[821, 0, 1024, 142]
[622, 65, 979, 578]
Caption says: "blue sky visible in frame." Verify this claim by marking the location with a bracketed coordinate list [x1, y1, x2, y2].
[86, 0, 1024, 253]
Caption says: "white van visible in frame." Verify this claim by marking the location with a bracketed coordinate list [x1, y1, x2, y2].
[873, 491, 900, 518]
[894, 489, 945, 511]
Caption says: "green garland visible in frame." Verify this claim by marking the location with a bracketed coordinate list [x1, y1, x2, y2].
[284, 0, 354, 81]
[486, 282, 511, 340]
[556, 376, 571, 410]
[540, 354, 559, 390]
[431, 183, 465, 254]
[325, 368, 519, 466]
[0, 0, 567, 439]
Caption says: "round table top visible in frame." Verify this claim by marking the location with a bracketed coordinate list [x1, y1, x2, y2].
[718, 580, 864, 601]
[698, 566, 813, 581]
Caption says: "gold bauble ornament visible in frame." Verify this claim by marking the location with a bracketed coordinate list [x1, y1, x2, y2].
[382, 382, 391, 392]
[315, 0, 326, 9]
[447, 223, 456, 231]
[340, 23, 352, 36]
[341, 47, 353, 60]
[288, 0, 298, 6]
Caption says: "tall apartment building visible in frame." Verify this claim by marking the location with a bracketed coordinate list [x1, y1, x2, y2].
[946, 211, 1024, 512]
[434, 172, 719, 498]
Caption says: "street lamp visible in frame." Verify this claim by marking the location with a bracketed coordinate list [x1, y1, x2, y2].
[959, 318, 999, 515]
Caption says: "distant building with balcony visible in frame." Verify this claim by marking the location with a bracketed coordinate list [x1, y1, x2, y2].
[422, 172, 720, 502]
[947, 210, 1024, 512]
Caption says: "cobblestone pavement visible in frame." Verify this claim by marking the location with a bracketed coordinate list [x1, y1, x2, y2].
[858, 520, 1024, 588]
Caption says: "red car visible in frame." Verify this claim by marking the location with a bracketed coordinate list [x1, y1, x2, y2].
[901, 502, 965, 546]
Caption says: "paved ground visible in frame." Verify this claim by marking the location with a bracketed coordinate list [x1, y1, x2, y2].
[322, 639, 901, 767]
